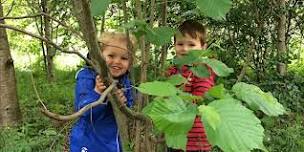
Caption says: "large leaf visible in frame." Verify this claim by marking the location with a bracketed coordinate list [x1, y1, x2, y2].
[136, 81, 177, 96]
[90, 0, 111, 16]
[165, 134, 188, 150]
[201, 58, 234, 77]
[196, 0, 232, 20]
[232, 82, 285, 116]
[205, 84, 226, 99]
[190, 65, 210, 78]
[173, 49, 214, 67]
[124, 20, 149, 38]
[177, 90, 203, 102]
[167, 74, 187, 86]
[146, 26, 176, 46]
[198, 105, 221, 130]
[202, 99, 266, 152]
[143, 96, 197, 150]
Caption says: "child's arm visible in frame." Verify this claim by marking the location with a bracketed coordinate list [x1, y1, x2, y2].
[75, 70, 108, 119]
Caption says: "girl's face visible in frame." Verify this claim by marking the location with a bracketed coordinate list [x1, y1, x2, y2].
[102, 40, 130, 78]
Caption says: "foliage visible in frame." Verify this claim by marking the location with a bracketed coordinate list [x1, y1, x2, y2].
[0, 68, 76, 152]
[196, 0, 232, 20]
[138, 50, 284, 151]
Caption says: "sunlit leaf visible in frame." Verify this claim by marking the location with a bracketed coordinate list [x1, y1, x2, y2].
[203, 99, 266, 152]
[177, 90, 203, 102]
[196, 0, 232, 20]
[146, 27, 175, 46]
[90, 0, 111, 16]
[167, 74, 187, 86]
[165, 133, 188, 150]
[198, 105, 221, 130]
[200, 58, 234, 77]
[232, 82, 286, 116]
[206, 84, 226, 99]
[190, 65, 210, 78]
[173, 49, 214, 67]
[143, 96, 197, 150]
[136, 81, 177, 96]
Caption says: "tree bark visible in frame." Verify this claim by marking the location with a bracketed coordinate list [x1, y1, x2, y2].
[277, 0, 287, 76]
[41, 0, 55, 82]
[71, 0, 130, 151]
[0, 1, 22, 127]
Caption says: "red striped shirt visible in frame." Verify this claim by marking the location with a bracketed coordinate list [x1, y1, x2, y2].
[167, 65, 216, 151]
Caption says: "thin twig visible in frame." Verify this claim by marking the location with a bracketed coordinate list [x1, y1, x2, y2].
[0, 23, 93, 66]
[0, 12, 83, 39]
[4, 0, 15, 17]
[40, 81, 117, 121]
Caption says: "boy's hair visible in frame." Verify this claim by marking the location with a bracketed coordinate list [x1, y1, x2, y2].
[174, 20, 207, 45]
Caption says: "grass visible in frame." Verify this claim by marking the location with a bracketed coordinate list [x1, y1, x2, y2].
[0, 67, 77, 152]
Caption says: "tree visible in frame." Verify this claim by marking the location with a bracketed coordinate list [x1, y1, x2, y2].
[0, 1, 21, 127]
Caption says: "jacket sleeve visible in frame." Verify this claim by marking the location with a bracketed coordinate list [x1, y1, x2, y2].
[75, 69, 108, 119]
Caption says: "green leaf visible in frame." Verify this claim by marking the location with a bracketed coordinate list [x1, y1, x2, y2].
[202, 98, 266, 152]
[196, 0, 232, 20]
[136, 81, 177, 97]
[201, 58, 234, 77]
[167, 74, 187, 86]
[177, 90, 203, 102]
[90, 0, 111, 16]
[232, 82, 286, 116]
[198, 105, 221, 130]
[173, 49, 214, 67]
[143, 96, 197, 150]
[146, 27, 176, 46]
[206, 84, 226, 99]
[124, 20, 149, 38]
[190, 65, 210, 78]
[165, 134, 188, 150]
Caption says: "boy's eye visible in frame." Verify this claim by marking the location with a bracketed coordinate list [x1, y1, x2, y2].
[189, 43, 196, 47]
[176, 43, 183, 46]
[108, 54, 114, 58]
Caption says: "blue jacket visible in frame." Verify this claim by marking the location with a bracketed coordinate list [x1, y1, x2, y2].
[70, 67, 134, 152]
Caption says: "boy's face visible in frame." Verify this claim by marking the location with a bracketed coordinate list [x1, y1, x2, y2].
[102, 40, 130, 78]
[174, 33, 206, 58]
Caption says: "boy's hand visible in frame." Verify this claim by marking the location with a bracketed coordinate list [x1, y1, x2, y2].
[115, 89, 127, 107]
[94, 75, 107, 95]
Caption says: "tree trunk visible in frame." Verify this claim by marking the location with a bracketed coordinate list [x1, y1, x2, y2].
[41, 0, 55, 82]
[0, 1, 22, 127]
[277, 0, 287, 76]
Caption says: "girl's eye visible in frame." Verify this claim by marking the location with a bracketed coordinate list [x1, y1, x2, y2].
[108, 54, 114, 58]
[121, 57, 128, 60]
[176, 43, 183, 46]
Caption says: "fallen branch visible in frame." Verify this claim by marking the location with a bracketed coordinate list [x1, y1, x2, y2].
[40, 81, 117, 121]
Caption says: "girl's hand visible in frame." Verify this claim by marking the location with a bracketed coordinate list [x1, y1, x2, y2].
[115, 89, 127, 107]
[94, 75, 106, 95]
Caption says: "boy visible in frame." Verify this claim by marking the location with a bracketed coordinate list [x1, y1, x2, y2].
[167, 20, 216, 152]
[70, 32, 135, 152]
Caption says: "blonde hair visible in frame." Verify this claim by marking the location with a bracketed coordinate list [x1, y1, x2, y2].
[98, 32, 136, 51]
[98, 32, 136, 65]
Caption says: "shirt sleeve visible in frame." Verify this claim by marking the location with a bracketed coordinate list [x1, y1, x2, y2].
[75, 69, 108, 119]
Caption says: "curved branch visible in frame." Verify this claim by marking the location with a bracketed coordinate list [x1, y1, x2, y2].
[40, 81, 117, 121]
